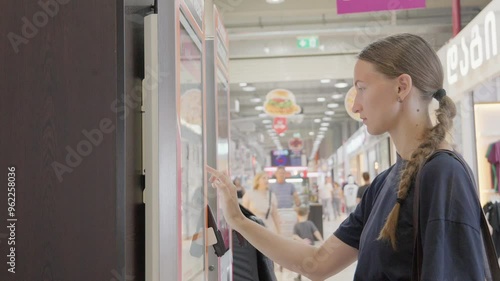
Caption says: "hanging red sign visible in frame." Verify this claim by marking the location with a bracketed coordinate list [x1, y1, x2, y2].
[273, 117, 288, 135]
[288, 137, 303, 151]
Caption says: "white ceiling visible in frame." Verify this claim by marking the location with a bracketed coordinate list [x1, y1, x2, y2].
[214, 0, 491, 159]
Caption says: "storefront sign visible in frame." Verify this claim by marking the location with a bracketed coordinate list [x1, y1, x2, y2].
[446, 10, 498, 85]
[337, 0, 426, 15]
[273, 117, 288, 135]
[438, 0, 500, 97]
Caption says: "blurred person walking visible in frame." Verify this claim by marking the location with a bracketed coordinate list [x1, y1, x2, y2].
[292, 206, 324, 281]
[356, 172, 371, 204]
[343, 175, 359, 214]
[331, 181, 343, 219]
[317, 177, 334, 221]
[270, 167, 301, 209]
[242, 172, 281, 234]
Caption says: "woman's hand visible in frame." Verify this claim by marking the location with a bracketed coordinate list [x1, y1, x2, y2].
[206, 166, 246, 229]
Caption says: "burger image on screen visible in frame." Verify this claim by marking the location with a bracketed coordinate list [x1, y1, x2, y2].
[264, 89, 301, 116]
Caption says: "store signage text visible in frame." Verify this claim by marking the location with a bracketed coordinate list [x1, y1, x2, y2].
[447, 11, 498, 85]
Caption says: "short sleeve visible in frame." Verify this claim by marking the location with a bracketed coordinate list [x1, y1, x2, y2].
[334, 201, 364, 249]
[308, 221, 318, 233]
[418, 153, 485, 280]
[356, 187, 363, 199]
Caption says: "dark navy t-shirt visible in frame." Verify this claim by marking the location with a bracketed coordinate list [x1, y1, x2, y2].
[334, 152, 485, 281]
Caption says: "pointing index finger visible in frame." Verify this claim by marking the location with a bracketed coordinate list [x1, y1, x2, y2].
[206, 165, 222, 178]
[206, 166, 233, 186]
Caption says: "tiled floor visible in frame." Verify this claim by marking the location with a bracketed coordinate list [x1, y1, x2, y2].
[275, 214, 357, 281]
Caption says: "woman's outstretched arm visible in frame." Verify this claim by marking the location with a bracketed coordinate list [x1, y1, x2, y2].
[207, 166, 358, 280]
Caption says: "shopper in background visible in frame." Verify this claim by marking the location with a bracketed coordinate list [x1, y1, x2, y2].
[331, 181, 343, 220]
[356, 172, 371, 204]
[292, 206, 323, 245]
[270, 167, 301, 208]
[241, 172, 281, 234]
[207, 33, 489, 280]
[317, 177, 334, 221]
[233, 177, 246, 199]
[292, 206, 324, 281]
[343, 175, 359, 214]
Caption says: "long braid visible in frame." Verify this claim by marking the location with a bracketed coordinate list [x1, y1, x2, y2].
[378, 95, 457, 250]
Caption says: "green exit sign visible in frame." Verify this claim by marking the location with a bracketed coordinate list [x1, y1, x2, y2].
[297, 36, 319, 48]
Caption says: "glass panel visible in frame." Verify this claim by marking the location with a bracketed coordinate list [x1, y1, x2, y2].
[216, 71, 231, 250]
[179, 16, 205, 281]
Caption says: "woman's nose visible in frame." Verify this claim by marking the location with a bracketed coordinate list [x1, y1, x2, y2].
[352, 92, 362, 113]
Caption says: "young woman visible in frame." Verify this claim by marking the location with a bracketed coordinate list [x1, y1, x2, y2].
[241, 172, 281, 234]
[207, 34, 486, 280]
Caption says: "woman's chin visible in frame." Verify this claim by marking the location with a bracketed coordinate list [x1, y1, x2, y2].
[366, 125, 384, 136]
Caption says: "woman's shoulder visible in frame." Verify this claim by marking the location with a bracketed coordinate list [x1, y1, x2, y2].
[418, 150, 481, 228]
[419, 150, 471, 179]
[418, 150, 475, 198]
[243, 189, 257, 198]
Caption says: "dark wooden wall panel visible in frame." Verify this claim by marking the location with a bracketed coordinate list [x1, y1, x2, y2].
[0, 0, 146, 280]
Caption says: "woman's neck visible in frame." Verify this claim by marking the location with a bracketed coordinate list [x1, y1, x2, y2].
[389, 111, 433, 160]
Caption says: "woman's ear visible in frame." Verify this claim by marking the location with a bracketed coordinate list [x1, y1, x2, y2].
[397, 74, 412, 102]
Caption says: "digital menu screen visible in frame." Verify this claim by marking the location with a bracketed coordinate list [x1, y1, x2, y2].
[271, 149, 303, 167]
[271, 149, 290, 167]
